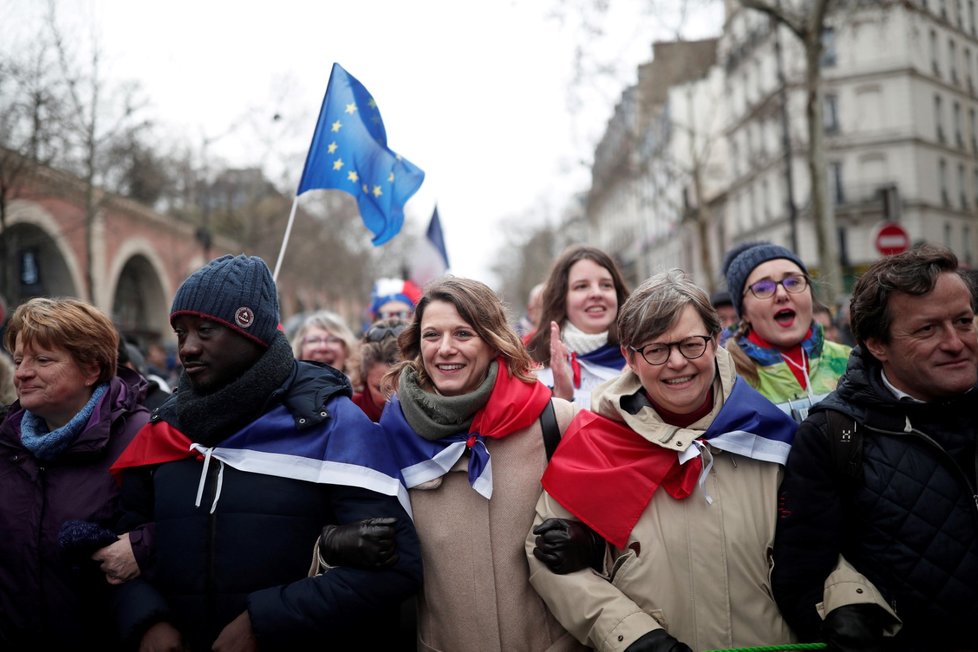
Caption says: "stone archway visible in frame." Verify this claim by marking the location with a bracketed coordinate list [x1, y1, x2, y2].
[2, 221, 79, 307]
[110, 253, 170, 347]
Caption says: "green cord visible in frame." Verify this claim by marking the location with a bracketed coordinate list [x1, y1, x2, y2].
[703, 645, 827, 652]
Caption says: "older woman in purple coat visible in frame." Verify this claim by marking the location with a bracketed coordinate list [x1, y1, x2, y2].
[0, 298, 150, 649]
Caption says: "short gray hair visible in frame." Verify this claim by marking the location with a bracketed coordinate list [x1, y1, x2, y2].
[617, 269, 721, 347]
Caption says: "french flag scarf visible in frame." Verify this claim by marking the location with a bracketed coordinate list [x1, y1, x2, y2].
[542, 378, 796, 548]
[570, 343, 627, 389]
[110, 401, 411, 515]
[382, 361, 552, 499]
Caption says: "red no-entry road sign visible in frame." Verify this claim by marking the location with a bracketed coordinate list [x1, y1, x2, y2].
[874, 222, 910, 256]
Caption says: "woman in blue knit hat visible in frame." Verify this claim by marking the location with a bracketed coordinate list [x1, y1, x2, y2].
[722, 241, 851, 420]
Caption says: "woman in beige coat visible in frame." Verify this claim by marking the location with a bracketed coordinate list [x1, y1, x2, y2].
[526, 270, 799, 651]
[382, 277, 583, 652]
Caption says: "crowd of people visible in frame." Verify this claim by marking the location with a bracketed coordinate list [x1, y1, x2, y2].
[0, 242, 974, 651]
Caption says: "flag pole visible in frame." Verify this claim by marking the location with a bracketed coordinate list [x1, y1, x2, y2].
[272, 195, 300, 282]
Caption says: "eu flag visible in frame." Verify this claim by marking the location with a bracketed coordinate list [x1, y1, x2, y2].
[297, 63, 425, 245]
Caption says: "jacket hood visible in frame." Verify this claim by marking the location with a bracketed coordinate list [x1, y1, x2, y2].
[591, 345, 739, 452]
[282, 360, 353, 426]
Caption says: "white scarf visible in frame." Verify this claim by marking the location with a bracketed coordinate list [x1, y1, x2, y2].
[561, 321, 609, 355]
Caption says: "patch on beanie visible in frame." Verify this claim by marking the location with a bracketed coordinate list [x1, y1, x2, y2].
[235, 306, 255, 329]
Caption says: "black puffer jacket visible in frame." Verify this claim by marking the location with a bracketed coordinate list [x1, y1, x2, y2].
[113, 359, 421, 651]
[772, 346, 978, 651]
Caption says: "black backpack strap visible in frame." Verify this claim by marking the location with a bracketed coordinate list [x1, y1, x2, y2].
[824, 409, 863, 483]
[539, 398, 560, 461]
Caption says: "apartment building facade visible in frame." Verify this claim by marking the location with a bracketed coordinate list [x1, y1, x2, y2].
[589, 0, 978, 294]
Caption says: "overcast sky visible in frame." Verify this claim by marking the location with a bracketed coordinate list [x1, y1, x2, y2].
[8, 0, 723, 285]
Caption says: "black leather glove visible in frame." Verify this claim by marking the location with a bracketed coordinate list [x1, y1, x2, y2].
[532, 518, 605, 574]
[822, 603, 887, 652]
[319, 517, 398, 569]
[624, 629, 693, 652]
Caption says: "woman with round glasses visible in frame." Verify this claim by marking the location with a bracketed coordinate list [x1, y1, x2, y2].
[291, 310, 359, 384]
[350, 317, 408, 421]
[526, 269, 799, 651]
[722, 241, 850, 420]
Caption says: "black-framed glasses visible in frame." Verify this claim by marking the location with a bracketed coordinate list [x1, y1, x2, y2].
[365, 324, 406, 342]
[745, 273, 809, 300]
[629, 335, 713, 366]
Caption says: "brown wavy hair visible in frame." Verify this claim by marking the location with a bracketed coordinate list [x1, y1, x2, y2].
[526, 245, 631, 365]
[385, 277, 535, 393]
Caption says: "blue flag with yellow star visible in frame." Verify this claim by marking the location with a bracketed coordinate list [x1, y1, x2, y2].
[297, 63, 425, 245]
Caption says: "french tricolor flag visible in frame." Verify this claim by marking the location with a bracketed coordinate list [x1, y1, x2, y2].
[409, 206, 451, 288]
[112, 403, 412, 516]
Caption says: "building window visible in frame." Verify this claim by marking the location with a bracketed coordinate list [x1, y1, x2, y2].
[955, 101, 964, 147]
[830, 161, 845, 205]
[749, 186, 758, 228]
[971, 108, 977, 152]
[950, 39, 959, 84]
[762, 178, 771, 219]
[966, 225, 974, 266]
[960, 162, 969, 208]
[971, 0, 977, 36]
[973, 167, 978, 207]
[942, 0, 949, 19]
[932, 30, 941, 76]
[936, 94, 946, 143]
[959, 0, 966, 28]
[945, 222, 953, 247]
[743, 190, 752, 231]
[821, 27, 837, 68]
[940, 158, 950, 206]
[824, 93, 840, 134]
[966, 47, 974, 91]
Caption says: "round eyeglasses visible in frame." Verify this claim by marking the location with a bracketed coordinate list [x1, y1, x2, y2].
[629, 335, 713, 366]
[365, 324, 406, 342]
[744, 273, 809, 300]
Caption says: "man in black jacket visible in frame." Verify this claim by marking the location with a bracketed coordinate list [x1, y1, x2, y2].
[111, 254, 420, 651]
[772, 245, 978, 652]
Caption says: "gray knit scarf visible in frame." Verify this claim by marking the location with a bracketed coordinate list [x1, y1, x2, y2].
[174, 332, 294, 446]
[397, 361, 498, 441]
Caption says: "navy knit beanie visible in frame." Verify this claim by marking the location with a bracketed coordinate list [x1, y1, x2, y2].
[722, 241, 807, 317]
[170, 255, 280, 347]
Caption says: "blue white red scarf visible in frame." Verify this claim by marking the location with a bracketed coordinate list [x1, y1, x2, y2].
[111, 400, 410, 515]
[569, 343, 627, 388]
[382, 362, 552, 499]
[543, 378, 796, 548]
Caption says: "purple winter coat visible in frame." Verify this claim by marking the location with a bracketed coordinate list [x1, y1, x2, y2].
[0, 366, 150, 650]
